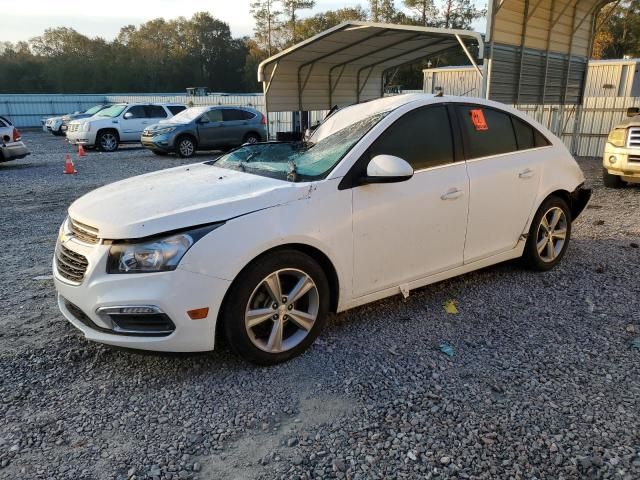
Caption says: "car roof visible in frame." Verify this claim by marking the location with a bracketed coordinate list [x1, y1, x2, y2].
[311, 94, 533, 142]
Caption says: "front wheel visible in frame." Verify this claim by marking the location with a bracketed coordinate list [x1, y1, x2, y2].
[522, 196, 572, 271]
[602, 168, 625, 188]
[176, 137, 196, 158]
[97, 131, 119, 152]
[222, 250, 330, 365]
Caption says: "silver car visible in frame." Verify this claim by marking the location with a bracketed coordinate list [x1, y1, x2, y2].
[0, 116, 30, 163]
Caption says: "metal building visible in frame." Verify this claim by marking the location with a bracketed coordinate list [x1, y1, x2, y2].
[424, 58, 640, 98]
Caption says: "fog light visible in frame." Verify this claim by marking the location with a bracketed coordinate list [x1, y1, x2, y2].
[609, 155, 617, 165]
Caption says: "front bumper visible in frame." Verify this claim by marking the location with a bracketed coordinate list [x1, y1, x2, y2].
[603, 146, 640, 179]
[141, 133, 176, 152]
[53, 238, 230, 352]
[0, 141, 30, 162]
[66, 130, 96, 146]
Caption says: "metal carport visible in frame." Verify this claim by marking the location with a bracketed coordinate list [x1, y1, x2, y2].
[257, 22, 484, 114]
[484, 0, 619, 105]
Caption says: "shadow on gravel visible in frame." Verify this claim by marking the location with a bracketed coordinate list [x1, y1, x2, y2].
[0, 162, 46, 171]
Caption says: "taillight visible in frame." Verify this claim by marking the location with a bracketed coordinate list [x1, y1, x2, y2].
[261, 115, 266, 125]
[12, 128, 21, 142]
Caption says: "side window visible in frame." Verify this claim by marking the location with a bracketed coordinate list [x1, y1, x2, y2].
[167, 105, 186, 115]
[0, 119, 6, 128]
[206, 110, 223, 122]
[125, 106, 147, 119]
[456, 105, 517, 159]
[368, 106, 454, 171]
[222, 109, 245, 122]
[146, 106, 168, 118]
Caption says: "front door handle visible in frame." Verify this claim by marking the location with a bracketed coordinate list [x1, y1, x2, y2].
[440, 188, 463, 200]
[519, 168, 535, 179]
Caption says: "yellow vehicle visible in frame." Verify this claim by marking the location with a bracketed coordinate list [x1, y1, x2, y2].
[603, 107, 640, 188]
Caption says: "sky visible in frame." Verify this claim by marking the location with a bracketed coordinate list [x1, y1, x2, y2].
[1, 0, 486, 43]
[1, 1, 361, 42]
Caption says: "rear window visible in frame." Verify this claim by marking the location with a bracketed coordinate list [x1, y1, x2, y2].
[146, 106, 168, 118]
[241, 110, 255, 120]
[456, 106, 517, 159]
[168, 105, 186, 115]
[222, 109, 246, 121]
[512, 116, 551, 149]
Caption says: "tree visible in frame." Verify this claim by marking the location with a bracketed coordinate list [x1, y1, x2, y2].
[438, 0, 484, 29]
[403, 0, 437, 26]
[296, 6, 369, 39]
[592, 1, 640, 59]
[369, 0, 398, 22]
[250, 0, 281, 56]
[281, 0, 315, 45]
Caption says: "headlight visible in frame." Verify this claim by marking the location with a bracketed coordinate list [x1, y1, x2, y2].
[81, 122, 91, 132]
[607, 128, 627, 147]
[106, 223, 223, 274]
[152, 126, 176, 136]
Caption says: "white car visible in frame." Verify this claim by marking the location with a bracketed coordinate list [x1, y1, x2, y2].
[66, 103, 186, 152]
[53, 94, 591, 364]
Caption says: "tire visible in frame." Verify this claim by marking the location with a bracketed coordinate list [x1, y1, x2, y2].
[221, 249, 330, 365]
[52, 129, 64, 137]
[243, 132, 261, 145]
[96, 130, 119, 152]
[522, 196, 572, 271]
[151, 150, 169, 156]
[176, 136, 196, 158]
[602, 168, 625, 188]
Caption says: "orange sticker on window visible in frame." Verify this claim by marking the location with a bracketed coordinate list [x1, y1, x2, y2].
[470, 109, 488, 131]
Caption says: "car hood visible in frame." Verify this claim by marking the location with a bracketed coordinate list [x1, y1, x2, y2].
[68, 163, 303, 239]
[616, 115, 640, 128]
[63, 113, 91, 121]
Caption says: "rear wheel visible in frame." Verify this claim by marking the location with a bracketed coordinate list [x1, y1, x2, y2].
[97, 131, 119, 152]
[222, 250, 330, 365]
[602, 168, 625, 188]
[522, 196, 572, 271]
[176, 136, 196, 158]
[243, 132, 261, 145]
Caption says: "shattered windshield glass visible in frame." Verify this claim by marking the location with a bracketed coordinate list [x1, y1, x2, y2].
[210, 112, 387, 182]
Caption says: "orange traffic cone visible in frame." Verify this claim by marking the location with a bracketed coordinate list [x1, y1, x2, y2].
[78, 144, 87, 157]
[64, 154, 77, 174]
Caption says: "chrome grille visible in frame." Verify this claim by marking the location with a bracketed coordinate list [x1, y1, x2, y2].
[629, 155, 640, 163]
[69, 218, 99, 244]
[56, 244, 89, 283]
[628, 128, 640, 148]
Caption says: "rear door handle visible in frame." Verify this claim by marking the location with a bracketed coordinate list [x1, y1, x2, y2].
[440, 188, 463, 200]
[519, 168, 535, 179]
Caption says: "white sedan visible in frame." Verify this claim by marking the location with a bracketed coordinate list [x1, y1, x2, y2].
[53, 94, 591, 364]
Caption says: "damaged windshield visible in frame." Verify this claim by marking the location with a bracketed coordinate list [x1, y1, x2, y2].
[210, 112, 387, 182]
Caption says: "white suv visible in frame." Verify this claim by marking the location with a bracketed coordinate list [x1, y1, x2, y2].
[66, 103, 186, 152]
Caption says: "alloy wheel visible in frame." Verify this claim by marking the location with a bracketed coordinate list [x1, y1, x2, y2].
[245, 268, 319, 354]
[536, 206, 568, 262]
[245, 135, 259, 144]
[100, 133, 117, 151]
[179, 139, 195, 157]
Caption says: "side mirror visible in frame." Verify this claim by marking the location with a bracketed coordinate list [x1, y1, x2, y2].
[627, 107, 639, 117]
[123, 112, 133, 120]
[358, 155, 414, 185]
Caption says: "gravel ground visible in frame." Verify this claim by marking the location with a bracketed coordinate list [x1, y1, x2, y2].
[1, 131, 639, 480]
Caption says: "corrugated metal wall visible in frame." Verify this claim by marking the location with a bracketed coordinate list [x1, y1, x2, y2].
[3, 90, 638, 157]
[0, 93, 332, 135]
